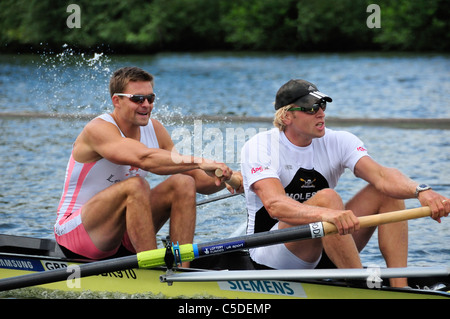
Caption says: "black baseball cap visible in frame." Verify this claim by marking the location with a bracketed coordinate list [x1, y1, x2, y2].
[274, 79, 332, 110]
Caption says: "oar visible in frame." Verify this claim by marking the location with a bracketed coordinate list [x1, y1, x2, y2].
[196, 192, 240, 206]
[0, 206, 432, 291]
[215, 168, 241, 189]
[195, 169, 242, 205]
[161, 267, 450, 283]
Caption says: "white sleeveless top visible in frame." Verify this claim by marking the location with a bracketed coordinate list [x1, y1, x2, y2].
[54, 114, 159, 235]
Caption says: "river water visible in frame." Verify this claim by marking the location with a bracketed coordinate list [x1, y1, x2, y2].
[0, 49, 449, 295]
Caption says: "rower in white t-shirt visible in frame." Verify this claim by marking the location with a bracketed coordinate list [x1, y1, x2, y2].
[240, 79, 448, 287]
[242, 127, 368, 241]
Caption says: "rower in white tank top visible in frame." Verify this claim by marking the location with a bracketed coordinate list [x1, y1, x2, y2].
[54, 113, 159, 242]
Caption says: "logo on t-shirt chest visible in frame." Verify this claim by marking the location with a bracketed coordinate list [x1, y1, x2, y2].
[285, 168, 329, 202]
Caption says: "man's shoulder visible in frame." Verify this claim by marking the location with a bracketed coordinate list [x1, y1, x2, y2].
[317, 128, 365, 157]
[86, 113, 113, 126]
[149, 118, 164, 131]
[81, 115, 121, 142]
[246, 128, 279, 143]
[321, 128, 359, 142]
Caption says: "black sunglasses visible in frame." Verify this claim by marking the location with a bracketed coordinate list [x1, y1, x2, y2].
[289, 100, 326, 115]
[114, 93, 156, 104]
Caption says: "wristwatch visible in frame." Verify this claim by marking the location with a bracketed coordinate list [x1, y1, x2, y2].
[415, 184, 432, 198]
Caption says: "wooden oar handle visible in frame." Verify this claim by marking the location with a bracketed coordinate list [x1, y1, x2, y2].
[322, 206, 432, 235]
[215, 168, 241, 189]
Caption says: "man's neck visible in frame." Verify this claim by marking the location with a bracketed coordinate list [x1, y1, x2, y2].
[111, 112, 141, 140]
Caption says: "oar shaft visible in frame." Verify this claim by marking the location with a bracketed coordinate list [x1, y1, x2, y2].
[162, 266, 450, 283]
[0, 255, 138, 292]
[196, 193, 239, 206]
[195, 223, 319, 258]
[155, 206, 433, 266]
[192, 207, 432, 261]
[139, 223, 322, 268]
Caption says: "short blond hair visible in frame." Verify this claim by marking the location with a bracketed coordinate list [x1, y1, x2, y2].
[273, 104, 293, 131]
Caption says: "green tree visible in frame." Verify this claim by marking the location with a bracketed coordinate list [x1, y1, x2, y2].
[0, 0, 448, 53]
[220, 0, 298, 50]
[294, 0, 375, 51]
[373, 0, 450, 51]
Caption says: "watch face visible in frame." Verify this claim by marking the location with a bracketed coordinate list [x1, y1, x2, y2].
[416, 184, 431, 197]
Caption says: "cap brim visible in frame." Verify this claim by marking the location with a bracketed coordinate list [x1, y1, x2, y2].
[293, 92, 332, 108]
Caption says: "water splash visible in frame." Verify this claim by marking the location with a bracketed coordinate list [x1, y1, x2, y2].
[32, 44, 113, 117]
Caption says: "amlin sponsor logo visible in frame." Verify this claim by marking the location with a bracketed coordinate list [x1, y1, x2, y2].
[218, 280, 307, 298]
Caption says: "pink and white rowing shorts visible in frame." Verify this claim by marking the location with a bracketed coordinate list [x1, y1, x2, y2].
[55, 207, 135, 260]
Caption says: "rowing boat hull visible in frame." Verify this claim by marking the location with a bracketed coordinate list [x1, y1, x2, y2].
[0, 252, 447, 299]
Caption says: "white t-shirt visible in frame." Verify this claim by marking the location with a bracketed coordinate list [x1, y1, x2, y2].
[240, 127, 369, 235]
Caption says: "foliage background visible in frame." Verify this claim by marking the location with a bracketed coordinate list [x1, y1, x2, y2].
[0, 0, 449, 53]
